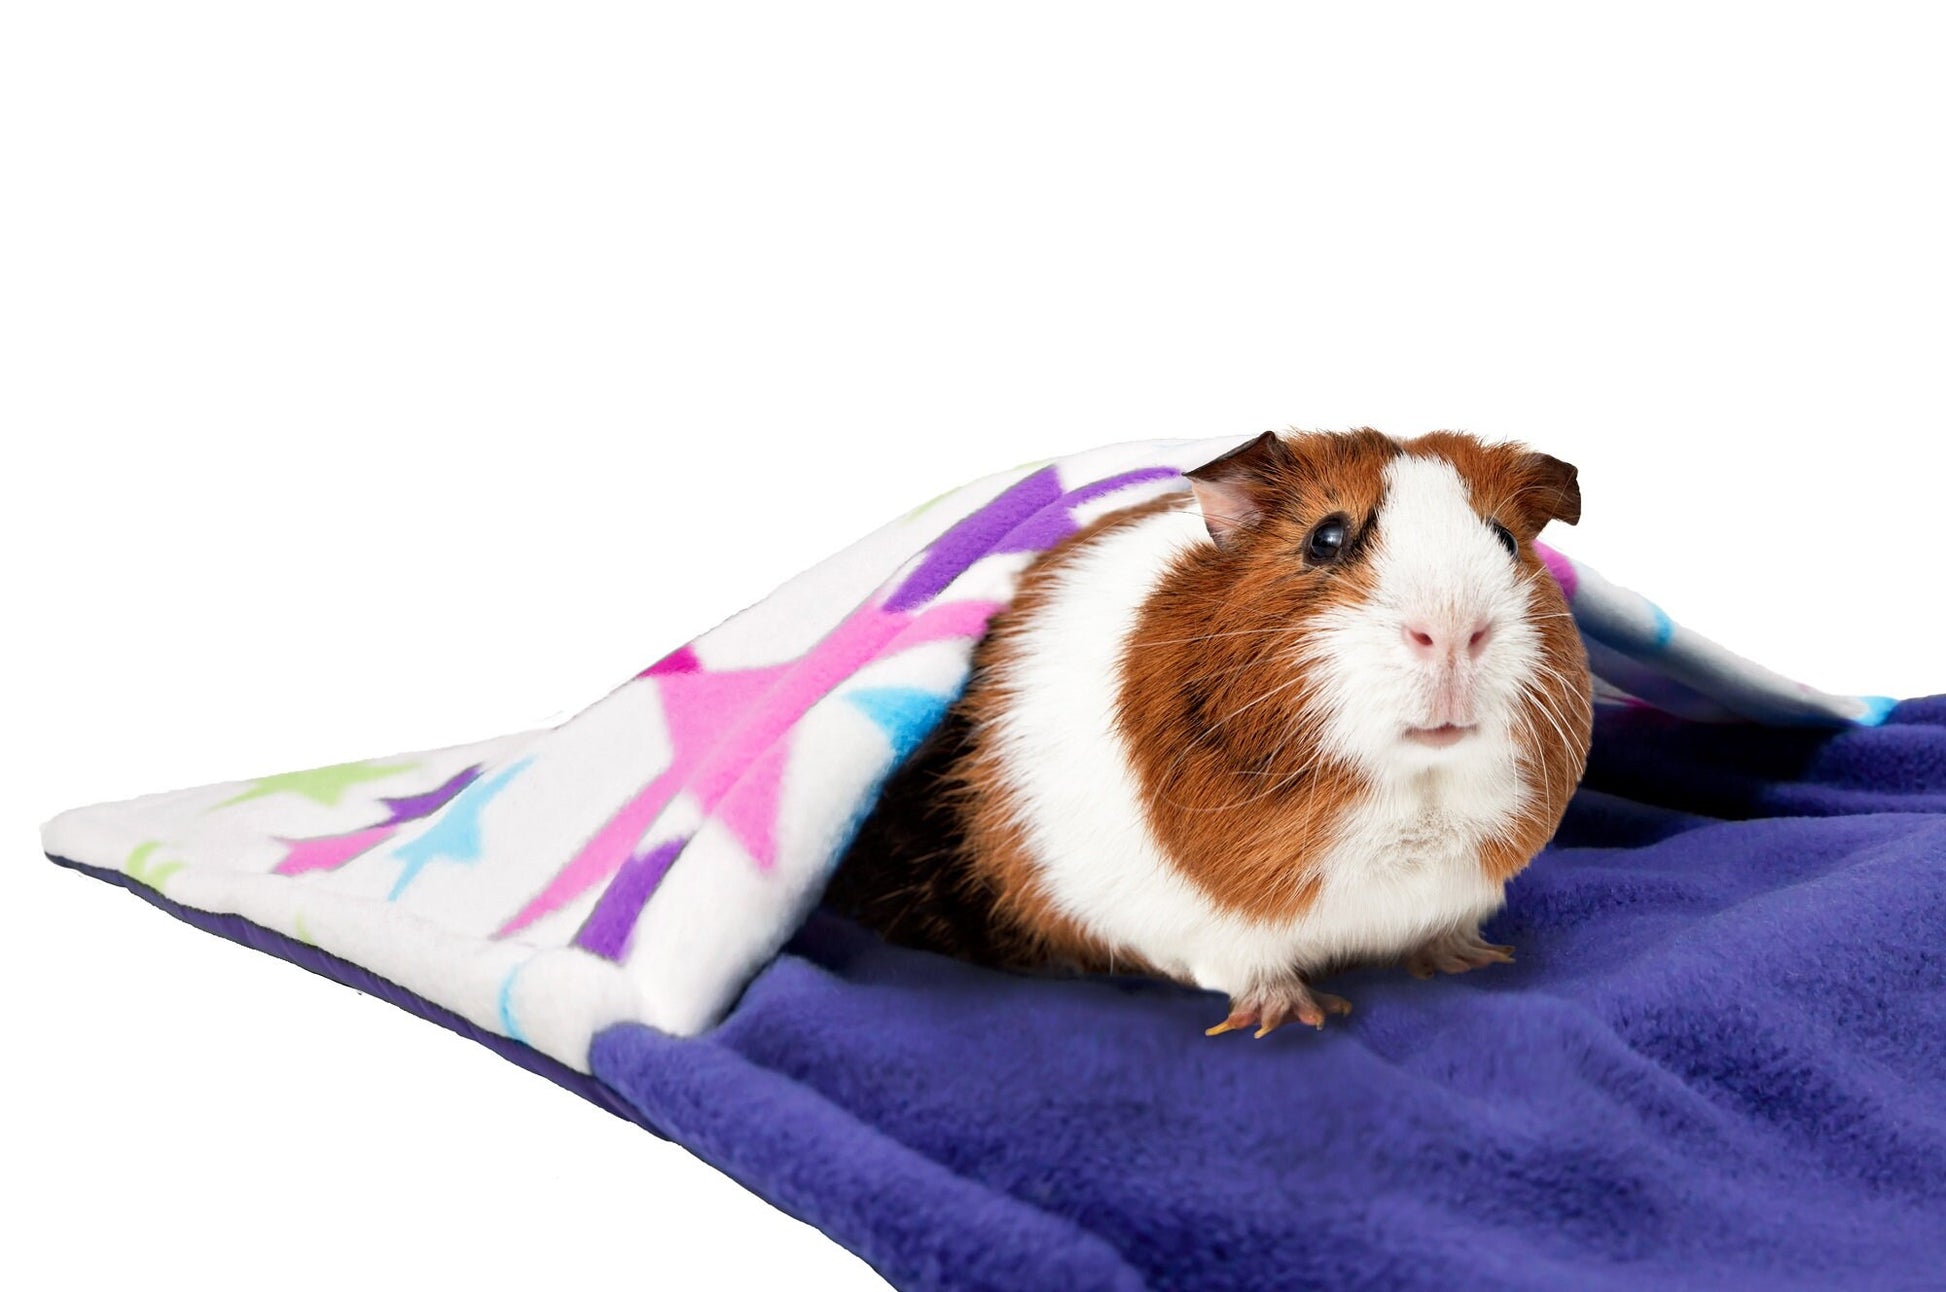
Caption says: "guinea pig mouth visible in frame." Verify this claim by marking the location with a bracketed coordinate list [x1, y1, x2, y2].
[1404, 723, 1475, 749]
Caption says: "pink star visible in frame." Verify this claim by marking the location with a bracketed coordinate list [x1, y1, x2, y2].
[273, 824, 399, 876]
[495, 595, 999, 938]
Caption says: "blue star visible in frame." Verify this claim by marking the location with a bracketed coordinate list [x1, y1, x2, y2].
[1647, 602, 1675, 650]
[388, 758, 533, 900]
[847, 687, 951, 763]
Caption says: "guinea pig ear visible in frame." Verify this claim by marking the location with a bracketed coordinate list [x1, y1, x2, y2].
[1519, 452, 1582, 527]
[1185, 431, 1292, 548]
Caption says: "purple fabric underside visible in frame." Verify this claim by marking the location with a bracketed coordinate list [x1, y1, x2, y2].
[50, 695, 1946, 1292]
[44, 854, 660, 1134]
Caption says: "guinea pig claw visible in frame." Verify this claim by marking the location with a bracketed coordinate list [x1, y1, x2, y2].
[1294, 991, 1352, 1030]
[1319, 991, 1353, 1017]
[1207, 986, 1351, 1038]
[1205, 1009, 1257, 1037]
[1406, 928, 1518, 978]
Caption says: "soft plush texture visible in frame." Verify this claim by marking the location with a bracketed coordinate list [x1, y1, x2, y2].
[43, 435, 1940, 1290]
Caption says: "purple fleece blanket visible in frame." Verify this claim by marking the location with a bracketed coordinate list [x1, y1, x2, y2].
[57, 695, 1946, 1289]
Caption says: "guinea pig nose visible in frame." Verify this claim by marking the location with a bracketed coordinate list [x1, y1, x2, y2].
[1467, 621, 1492, 658]
[1403, 620, 1493, 660]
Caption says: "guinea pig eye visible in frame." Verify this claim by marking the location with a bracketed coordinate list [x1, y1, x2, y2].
[1491, 522, 1518, 557]
[1305, 517, 1349, 564]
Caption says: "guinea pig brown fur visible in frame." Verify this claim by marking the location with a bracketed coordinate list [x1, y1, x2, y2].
[827, 429, 1593, 1036]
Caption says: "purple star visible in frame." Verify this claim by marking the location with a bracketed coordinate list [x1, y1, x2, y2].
[378, 765, 483, 827]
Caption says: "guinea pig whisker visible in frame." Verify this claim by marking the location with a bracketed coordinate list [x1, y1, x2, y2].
[1525, 661, 1588, 725]
[1148, 669, 1301, 797]
[1511, 705, 1553, 817]
[1177, 652, 1296, 685]
[1163, 743, 1329, 815]
[1517, 570, 1578, 619]
[1207, 670, 1314, 732]
[1533, 694, 1577, 800]
[1516, 680, 1578, 804]
[1529, 660, 1583, 699]
[1182, 658, 1319, 729]
[1137, 626, 1299, 647]
[1151, 684, 1332, 817]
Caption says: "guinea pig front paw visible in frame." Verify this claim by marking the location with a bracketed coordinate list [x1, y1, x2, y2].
[1404, 926, 1516, 979]
[1205, 979, 1352, 1038]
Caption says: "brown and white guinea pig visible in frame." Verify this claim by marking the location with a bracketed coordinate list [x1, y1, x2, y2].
[827, 429, 1594, 1037]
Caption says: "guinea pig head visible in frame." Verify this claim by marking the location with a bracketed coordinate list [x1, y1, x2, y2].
[1182, 429, 1592, 795]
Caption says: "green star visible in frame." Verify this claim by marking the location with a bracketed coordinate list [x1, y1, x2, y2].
[125, 840, 184, 891]
[214, 759, 420, 810]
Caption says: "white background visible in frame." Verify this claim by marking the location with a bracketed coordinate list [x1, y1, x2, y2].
[4, 4, 1941, 1289]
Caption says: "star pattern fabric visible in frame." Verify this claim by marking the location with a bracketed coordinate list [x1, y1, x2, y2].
[270, 764, 485, 877]
[497, 595, 1000, 940]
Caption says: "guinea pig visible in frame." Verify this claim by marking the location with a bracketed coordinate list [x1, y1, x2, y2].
[826, 429, 1594, 1037]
